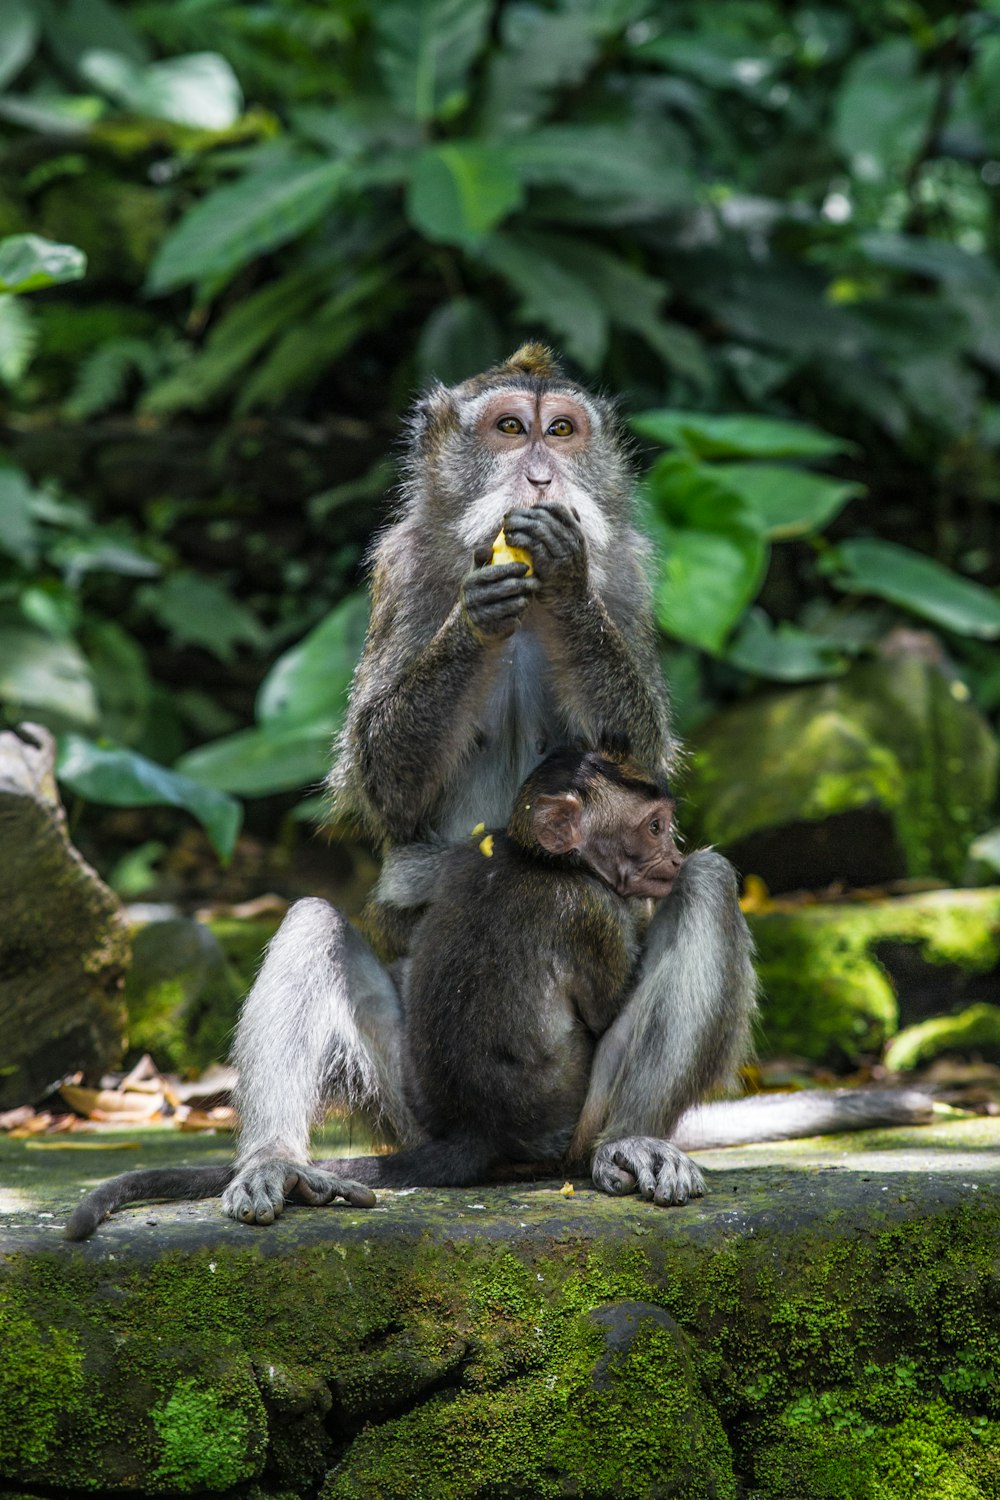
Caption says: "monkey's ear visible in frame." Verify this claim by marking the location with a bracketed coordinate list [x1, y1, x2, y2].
[408, 382, 459, 452]
[532, 793, 583, 855]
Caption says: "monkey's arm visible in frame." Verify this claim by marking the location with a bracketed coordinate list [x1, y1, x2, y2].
[506, 507, 670, 768]
[339, 559, 535, 843]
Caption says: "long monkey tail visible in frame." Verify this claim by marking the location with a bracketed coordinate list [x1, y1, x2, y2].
[672, 1088, 935, 1151]
[317, 1135, 496, 1189]
[65, 1164, 235, 1241]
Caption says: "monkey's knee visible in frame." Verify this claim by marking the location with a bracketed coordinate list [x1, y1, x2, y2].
[675, 848, 740, 902]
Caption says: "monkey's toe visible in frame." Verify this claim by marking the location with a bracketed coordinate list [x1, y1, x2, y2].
[592, 1138, 705, 1208]
[222, 1161, 297, 1225]
[293, 1166, 377, 1209]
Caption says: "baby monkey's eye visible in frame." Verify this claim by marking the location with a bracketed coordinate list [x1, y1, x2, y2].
[547, 418, 574, 437]
[497, 416, 525, 435]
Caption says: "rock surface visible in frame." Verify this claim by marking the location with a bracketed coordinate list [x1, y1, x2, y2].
[3, 1117, 1000, 1497]
[0, 723, 129, 1109]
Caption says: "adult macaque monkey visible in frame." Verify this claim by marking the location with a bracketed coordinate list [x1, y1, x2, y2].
[225, 342, 758, 1223]
[66, 345, 932, 1240]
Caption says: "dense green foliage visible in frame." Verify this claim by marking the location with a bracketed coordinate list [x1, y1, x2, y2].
[1, 0, 999, 866]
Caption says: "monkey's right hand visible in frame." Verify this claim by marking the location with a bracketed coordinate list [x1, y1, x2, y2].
[460, 556, 537, 642]
[221, 1159, 376, 1225]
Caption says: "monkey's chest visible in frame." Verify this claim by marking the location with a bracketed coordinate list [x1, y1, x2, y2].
[440, 632, 561, 838]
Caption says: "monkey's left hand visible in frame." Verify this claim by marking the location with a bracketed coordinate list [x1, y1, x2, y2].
[504, 504, 588, 600]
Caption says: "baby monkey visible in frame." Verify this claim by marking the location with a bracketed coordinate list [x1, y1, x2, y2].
[66, 750, 685, 1238]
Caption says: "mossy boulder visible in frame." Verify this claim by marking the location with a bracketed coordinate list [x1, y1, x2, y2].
[685, 657, 998, 891]
[125, 911, 281, 1074]
[4, 1118, 1000, 1498]
[0, 724, 128, 1108]
[748, 887, 1000, 1063]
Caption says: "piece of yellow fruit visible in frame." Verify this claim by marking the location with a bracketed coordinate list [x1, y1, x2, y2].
[479, 834, 494, 858]
[471, 822, 485, 836]
[560, 1181, 575, 1197]
[491, 528, 533, 575]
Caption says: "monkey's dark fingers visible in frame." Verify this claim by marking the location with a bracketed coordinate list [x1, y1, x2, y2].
[292, 1167, 377, 1209]
[504, 507, 586, 579]
[654, 1151, 705, 1207]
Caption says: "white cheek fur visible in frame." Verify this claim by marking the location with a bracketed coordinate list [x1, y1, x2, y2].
[451, 482, 613, 555]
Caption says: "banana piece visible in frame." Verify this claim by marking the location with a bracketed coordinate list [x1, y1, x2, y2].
[491, 528, 533, 575]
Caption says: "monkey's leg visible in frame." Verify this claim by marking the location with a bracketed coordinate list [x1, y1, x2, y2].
[223, 898, 414, 1225]
[574, 850, 757, 1206]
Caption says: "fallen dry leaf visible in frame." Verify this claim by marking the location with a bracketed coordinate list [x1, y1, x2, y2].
[61, 1085, 163, 1119]
[24, 1139, 142, 1150]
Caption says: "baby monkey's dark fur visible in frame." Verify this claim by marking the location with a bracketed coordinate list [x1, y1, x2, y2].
[66, 751, 680, 1237]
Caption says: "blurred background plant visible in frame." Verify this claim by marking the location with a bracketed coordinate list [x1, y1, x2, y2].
[2, 0, 1000, 900]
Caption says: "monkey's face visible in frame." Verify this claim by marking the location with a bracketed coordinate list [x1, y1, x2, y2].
[583, 793, 683, 900]
[412, 374, 632, 554]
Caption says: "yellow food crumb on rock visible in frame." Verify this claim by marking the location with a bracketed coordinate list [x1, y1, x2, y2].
[491, 528, 533, 575]
[479, 835, 495, 857]
[560, 1181, 575, 1197]
[471, 822, 485, 836]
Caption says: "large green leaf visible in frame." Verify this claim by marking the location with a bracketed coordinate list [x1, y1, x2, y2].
[57, 736, 241, 862]
[0, 0, 37, 91]
[0, 462, 39, 565]
[631, 409, 849, 460]
[257, 593, 369, 728]
[84, 621, 152, 746]
[0, 295, 35, 385]
[718, 465, 861, 539]
[143, 268, 324, 414]
[175, 722, 333, 798]
[0, 627, 97, 727]
[146, 156, 347, 298]
[833, 39, 936, 181]
[0, 235, 86, 294]
[635, 32, 778, 92]
[822, 541, 1000, 639]
[644, 458, 768, 651]
[479, 232, 608, 369]
[141, 572, 266, 663]
[508, 125, 691, 206]
[482, 4, 603, 132]
[408, 144, 523, 246]
[79, 50, 242, 129]
[653, 522, 768, 653]
[725, 609, 849, 681]
[374, 0, 491, 122]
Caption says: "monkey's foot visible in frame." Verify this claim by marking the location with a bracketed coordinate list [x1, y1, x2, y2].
[591, 1137, 705, 1206]
[222, 1160, 377, 1225]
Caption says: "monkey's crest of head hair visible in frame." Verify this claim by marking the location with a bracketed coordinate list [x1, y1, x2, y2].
[495, 342, 562, 381]
[508, 748, 671, 855]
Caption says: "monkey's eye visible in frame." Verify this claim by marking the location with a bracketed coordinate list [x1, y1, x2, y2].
[649, 818, 661, 836]
[497, 416, 525, 435]
[547, 418, 574, 437]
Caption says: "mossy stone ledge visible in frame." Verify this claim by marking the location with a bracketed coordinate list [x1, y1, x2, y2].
[2, 1118, 1000, 1497]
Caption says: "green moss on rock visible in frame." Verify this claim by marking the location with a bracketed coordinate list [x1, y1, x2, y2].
[749, 888, 1000, 1062]
[152, 1377, 262, 1490]
[684, 658, 998, 886]
[885, 1002, 1000, 1072]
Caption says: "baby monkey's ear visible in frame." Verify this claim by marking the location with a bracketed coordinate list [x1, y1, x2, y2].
[531, 792, 584, 855]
